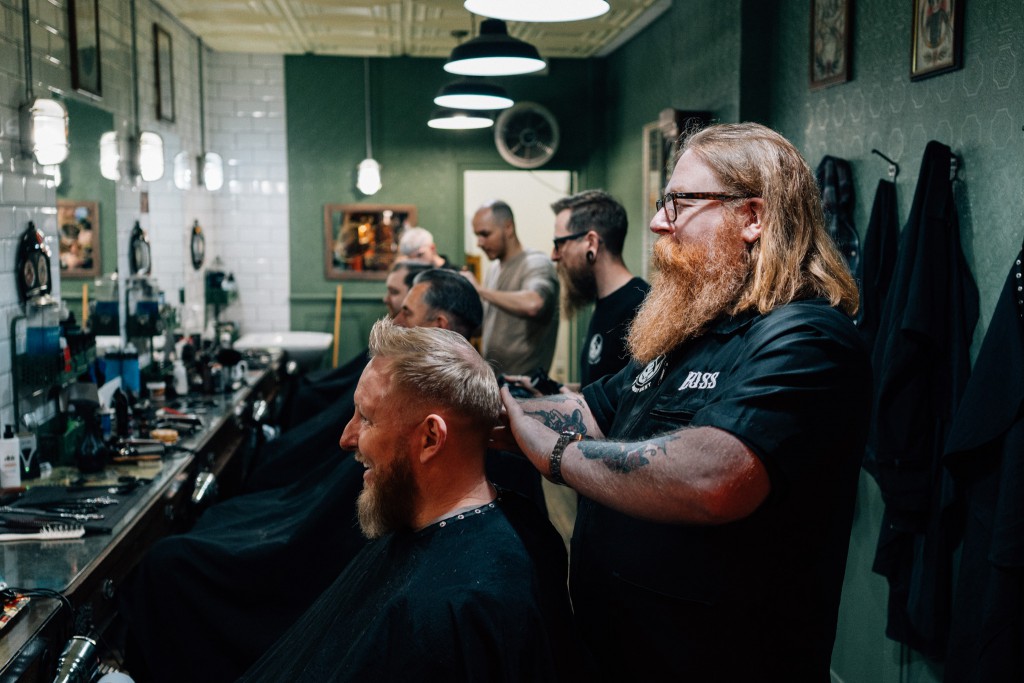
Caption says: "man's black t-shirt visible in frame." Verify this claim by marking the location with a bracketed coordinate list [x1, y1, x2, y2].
[580, 277, 649, 387]
[576, 299, 871, 681]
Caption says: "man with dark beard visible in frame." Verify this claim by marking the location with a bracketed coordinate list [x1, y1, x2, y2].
[544, 190, 649, 389]
[497, 123, 871, 681]
[238, 319, 585, 683]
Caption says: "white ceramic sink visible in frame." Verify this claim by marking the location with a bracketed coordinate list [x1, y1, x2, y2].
[234, 331, 333, 372]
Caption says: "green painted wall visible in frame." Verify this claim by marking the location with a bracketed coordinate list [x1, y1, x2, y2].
[284, 55, 605, 363]
[746, 2, 1022, 682]
[602, 0, 743, 275]
[58, 98, 117, 320]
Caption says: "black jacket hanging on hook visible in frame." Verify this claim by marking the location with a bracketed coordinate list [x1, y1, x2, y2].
[943, 243, 1024, 682]
[858, 178, 900, 350]
[866, 140, 979, 658]
[816, 155, 860, 276]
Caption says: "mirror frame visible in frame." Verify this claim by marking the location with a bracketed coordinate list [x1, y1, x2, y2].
[323, 203, 417, 281]
[56, 199, 101, 279]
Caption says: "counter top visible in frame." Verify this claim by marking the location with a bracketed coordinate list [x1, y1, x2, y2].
[0, 366, 276, 680]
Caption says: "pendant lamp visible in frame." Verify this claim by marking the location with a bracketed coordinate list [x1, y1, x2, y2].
[357, 58, 382, 195]
[434, 78, 513, 110]
[464, 0, 610, 22]
[445, 19, 546, 77]
[428, 109, 494, 130]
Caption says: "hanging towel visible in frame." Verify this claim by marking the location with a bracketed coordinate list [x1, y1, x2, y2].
[865, 140, 979, 659]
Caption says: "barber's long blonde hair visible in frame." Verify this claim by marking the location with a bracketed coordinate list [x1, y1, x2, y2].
[682, 122, 859, 316]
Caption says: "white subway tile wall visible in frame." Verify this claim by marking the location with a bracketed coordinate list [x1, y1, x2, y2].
[0, 0, 289, 424]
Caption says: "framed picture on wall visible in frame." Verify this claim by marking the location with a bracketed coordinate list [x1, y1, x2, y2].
[68, 0, 101, 96]
[57, 200, 101, 279]
[911, 0, 964, 80]
[810, 0, 853, 90]
[154, 24, 175, 122]
[324, 204, 417, 281]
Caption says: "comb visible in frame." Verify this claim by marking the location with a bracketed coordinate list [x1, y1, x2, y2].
[0, 524, 86, 542]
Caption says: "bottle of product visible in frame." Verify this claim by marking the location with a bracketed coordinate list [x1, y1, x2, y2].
[0, 425, 22, 488]
[172, 359, 189, 396]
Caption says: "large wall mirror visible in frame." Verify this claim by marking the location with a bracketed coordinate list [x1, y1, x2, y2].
[324, 203, 417, 280]
[58, 98, 117, 311]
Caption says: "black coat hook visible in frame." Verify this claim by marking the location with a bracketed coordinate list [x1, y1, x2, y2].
[870, 149, 900, 179]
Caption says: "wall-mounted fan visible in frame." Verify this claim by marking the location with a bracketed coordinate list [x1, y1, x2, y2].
[494, 102, 560, 169]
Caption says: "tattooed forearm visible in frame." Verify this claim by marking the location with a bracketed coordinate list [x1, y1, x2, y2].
[579, 435, 675, 474]
[526, 407, 587, 435]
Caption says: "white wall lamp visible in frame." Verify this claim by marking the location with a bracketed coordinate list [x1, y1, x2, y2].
[18, 1, 69, 167]
[356, 58, 382, 196]
[100, 131, 122, 181]
[444, 19, 546, 77]
[464, 0, 609, 22]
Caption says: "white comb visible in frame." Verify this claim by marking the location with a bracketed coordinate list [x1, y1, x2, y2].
[0, 524, 86, 542]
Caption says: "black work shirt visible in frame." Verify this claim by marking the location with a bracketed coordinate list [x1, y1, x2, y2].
[576, 298, 871, 682]
[580, 277, 649, 387]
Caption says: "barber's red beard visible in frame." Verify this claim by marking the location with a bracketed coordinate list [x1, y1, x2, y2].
[357, 450, 418, 539]
[627, 224, 751, 364]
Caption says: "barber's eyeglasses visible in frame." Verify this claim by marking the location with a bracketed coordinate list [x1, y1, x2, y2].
[656, 192, 751, 223]
[552, 230, 589, 252]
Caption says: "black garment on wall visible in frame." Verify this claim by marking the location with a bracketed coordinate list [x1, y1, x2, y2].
[857, 179, 900, 349]
[865, 140, 979, 659]
[816, 155, 861, 275]
[943, 246, 1024, 682]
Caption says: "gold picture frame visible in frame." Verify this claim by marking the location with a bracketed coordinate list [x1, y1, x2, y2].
[810, 0, 853, 90]
[324, 203, 417, 281]
[57, 199, 101, 279]
[911, 0, 964, 80]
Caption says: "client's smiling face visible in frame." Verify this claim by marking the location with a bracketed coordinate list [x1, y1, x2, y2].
[340, 359, 418, 539]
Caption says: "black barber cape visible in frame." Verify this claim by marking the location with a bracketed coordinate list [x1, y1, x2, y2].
[857, 178, 900, 349]
[943, 247, 1024, 682]
[576, 299, 870, 681]
[866, 140, 978, 658]
[238, 492, 586, 683]
[119, 386, 370, 683]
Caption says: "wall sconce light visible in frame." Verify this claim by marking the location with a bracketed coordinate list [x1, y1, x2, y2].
[200, 151, 224, 192]
[100, 131, 122, 181]
[137, 131, 165, 182]
[428, 109, 494, 130]
[445, 19, 546, 77]
[21, 98, 70, 165]
[357, 58, 382, 196]
[434, 78, 513, 110]
[464, 0, 609, 22]
[173, 150, 192, 189]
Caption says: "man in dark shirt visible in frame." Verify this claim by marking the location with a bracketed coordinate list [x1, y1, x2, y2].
[239, 319, 583, 682]
[498, 123, 871, 681]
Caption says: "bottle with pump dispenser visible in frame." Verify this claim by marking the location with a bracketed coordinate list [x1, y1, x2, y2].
[0, 425, 22, 488]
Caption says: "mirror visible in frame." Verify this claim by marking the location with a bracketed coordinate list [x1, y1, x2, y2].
[323, 203, 417, 281]
[58, 98, 116, 309]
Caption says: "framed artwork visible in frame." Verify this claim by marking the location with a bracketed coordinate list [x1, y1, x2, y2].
[68, 0, 101, 96]
[154, 24, 175, 122]
[57, 200, 101, 279]
[810, 0, 853, 90]
[324, 204, 417, 281]
[911, 0, 964, 80]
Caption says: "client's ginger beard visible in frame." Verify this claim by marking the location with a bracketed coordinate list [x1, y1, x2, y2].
[356, 447, 418, 539]
[627, 219, 751, 365]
